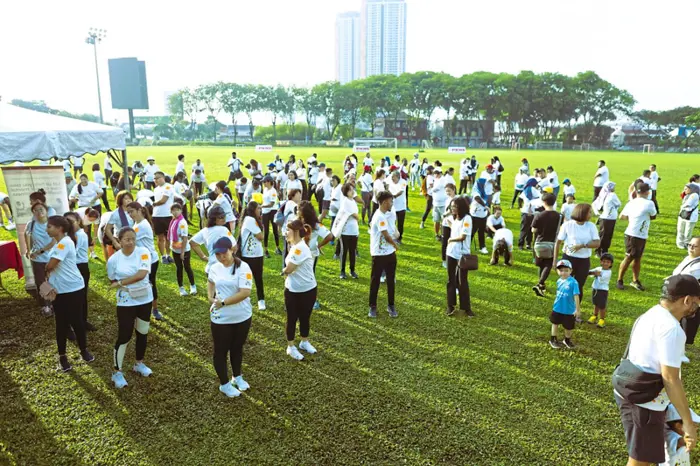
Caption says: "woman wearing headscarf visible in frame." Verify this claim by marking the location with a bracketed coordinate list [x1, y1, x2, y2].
[517, 178, 539, 250]
[592, 181, 622, 256]
[471, 179, 490, 254]
[677, 183, 700, 249]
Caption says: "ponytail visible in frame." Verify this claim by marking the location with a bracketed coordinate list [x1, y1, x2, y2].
[48, 215, 77, 244]
[127, 201, 153, 228]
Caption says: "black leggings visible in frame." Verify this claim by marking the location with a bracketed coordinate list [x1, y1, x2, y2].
[421, 196, 433, 223]
[149, 261, 159, 301]
[537, 258, 554, 287]
[518, 214, 534, 248]
[472, 216, 487, 249]
[114, 303, 151, 370]
[54, 290, 87, 354]
[173, 250, 195, 287]
[597, 219, 616, 255]
[242, 256, 265, 301]
[562, 254, 590, 300]
[441, 226, 451, 261]
[511, 189, 523, 208]
[284, 287, 317, 341]
[369, 253, 397, 307]
[341, 235, 358, 273]
[262, 211, 280, 249]
[447, 256, 471, 311]
[459, 179, 468, 195]
[211, 318, 251, 384]
[77, 263, 90, 322]
[361, 192, 372, 222]
[301, 180, 308, 200]
[395, 210, 406, 241]
[101, 190, 111, 211]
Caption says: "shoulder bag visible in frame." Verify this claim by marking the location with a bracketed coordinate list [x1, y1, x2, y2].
[459, 254, 479, 271]
[534, 212, 562, 259]
[679, 204, 698, 221]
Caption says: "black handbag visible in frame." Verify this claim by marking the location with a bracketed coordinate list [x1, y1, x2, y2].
[459, 254, 479, 271]
[611, 317, 664, 404]
[679, 204, 697, 220]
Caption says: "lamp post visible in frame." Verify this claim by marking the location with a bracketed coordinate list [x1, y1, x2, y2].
[85, 28, 106, 124]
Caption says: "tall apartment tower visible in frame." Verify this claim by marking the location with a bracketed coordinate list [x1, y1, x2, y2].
[335, 12, 362, 84]
[361, 0, 407, 78]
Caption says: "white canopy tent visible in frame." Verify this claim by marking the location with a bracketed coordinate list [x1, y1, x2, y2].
[0, 102, 126, 163]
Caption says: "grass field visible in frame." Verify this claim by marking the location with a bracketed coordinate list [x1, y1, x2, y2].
[1, 147, 698, 465]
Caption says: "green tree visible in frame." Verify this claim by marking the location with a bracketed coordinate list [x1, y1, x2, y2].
[195, 83, 222, 141]
[313, 81, 342, 140]
[298, 87, 322, 143]
[219, 83, 244, 143]
[239, 84, 259, 142]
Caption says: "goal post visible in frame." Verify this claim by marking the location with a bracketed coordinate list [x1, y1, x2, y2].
[534, 141, 564, 150]
[350, 138, 398, 151]
[642, 144, 654, 153]
[420, 139, 432, 150]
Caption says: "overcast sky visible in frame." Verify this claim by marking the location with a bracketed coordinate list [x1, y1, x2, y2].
[1, 0, 698, 123]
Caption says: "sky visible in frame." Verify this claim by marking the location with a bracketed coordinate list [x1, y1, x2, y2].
[1, 0, 698, 124]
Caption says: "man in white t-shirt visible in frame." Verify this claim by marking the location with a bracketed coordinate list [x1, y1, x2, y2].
[617, 182, 657, 291]
[368, 190, 399, 318]
[431, 168, 448, 239]
[674, 236, 700, 345]
[613, 274, 700, 466]
[649, 164, 661, 214]
[152, 171, 175, 264]
[593, 160, 609, 201]
[363, 153, 374, 168]
[547, 166, 560, 200]
[144, 157, 159, 190]
[227, 152, 242, 182]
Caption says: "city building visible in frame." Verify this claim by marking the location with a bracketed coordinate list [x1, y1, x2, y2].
[361, 0, 407, 78]
[335, 12, 362, 84]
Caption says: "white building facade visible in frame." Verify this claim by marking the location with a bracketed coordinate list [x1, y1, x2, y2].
[361, 0, 407, 78]
[335, 12, 362, 84]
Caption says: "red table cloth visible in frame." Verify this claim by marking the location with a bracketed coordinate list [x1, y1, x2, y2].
[0, 241, 24, 279]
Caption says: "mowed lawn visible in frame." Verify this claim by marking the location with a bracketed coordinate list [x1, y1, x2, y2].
[1, 147, 698, 465]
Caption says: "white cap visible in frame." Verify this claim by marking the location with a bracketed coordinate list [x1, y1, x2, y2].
[147, 156, 155, 161]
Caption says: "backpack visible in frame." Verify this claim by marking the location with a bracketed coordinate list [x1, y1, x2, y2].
[274, 201, 287, 226]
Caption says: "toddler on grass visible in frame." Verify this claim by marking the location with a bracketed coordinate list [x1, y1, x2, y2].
[588, 253, 613, 328]
[549, 259, 580, 349]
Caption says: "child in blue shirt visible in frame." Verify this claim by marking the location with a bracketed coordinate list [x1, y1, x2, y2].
[549, 259, 581, 349]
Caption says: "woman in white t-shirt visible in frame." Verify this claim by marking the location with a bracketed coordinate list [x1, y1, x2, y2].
[593, 181, 622, 255]
[71, 174, 103, 212]
[239, 201, 266, 310]
[26, 203, 57, 316]
[169, 202, 197, 297]
[677, 183, 700, 249]
[190, 206, 237, 275]
[371, 170, 387, 222]
[92, 163, 111, 211]
[207, 236, 254, 398]
[299, 201, 333, 311]
[45, 216, 93, 372]
[282, 220, 318, 361]
[337, 183, 361, 279]
[359, 166, 374, 224]
[127, 202, 163, 321]
[286, 170, 303, 194]
[214, 181, 236, 232]
[445, 197, 474, 317]
[296, 161, 308, 199]
[107, 226, 155, 389]
[64, 212, 94, 331]
[553, 203, 601, 302]
[261, 176, 282, 257]
[389, 171, 408, 243]
[440, 183, 457, 267]
[470, 191, 489, 255]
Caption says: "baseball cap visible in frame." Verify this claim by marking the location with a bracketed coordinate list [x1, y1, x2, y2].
[486, 164, 494, 169]
[556, 259, 572, 269]
[267, 162, 275, 168]
[207, 206, 226, 219]
[542, 186, 554, 194]
[666, 403, 700, 423]
[661, 274, 700, 300]
[65, 172, 73, 178]
[147, 156, 155, 161]
[563, 178, 571, 184]
[364, 166, 372, 173]
[212, 237, 233, 254]
[263, 175, 274, 184]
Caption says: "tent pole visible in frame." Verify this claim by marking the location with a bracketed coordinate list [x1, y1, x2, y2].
[122, 149, 130, 191]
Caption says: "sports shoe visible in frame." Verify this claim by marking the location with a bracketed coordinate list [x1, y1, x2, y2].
[562, 338, 576, 349]
[152, 309, 163, 321]
[299, 340, 317, 354]
[6, 221, 16, 231]
[162, 256, 169, 265]
[442, 261, 447, 268]
[286, 345, 304, 360]
[548, 337, 562, 349]
[597, 319, 606, 328]
[112, 371, 128, 389]
[465, 309, 476, 318]
[616, 280, 625, 290]
[446, 307, 455, 317]
[41, 306, 53, 317]
[339, 272, 347, 279]
[179, 286, 189, 297]
[587, 315, 598, 325]
[479, 247, 488, 255]
[58, 355, 72, 372]
[533, 285, 545, 298]
[350, 272, 359, 279]
[265, 250, 271, 258]
[355, 250, 360, 258]
[435, 234, 441, 241]
[380, 275, 386, 283]
[219, 382, 241, 398]
[387, 305, 398, 318]
[419, 222, 425, 229]
[85, 321, 97, 332]
[80, 349, 95, 363]
[190, 285, 198, 295]
[132, 362, 152, 377]
[631, 280, 646, 291]
[90, 251, 99, 260]
[368, 306, 378, 318]
[490, 260, 497, 266]
[258, 300, 266, 310]
[275, 248, 283, 256]
[313, 300, 321, 310]
[233, 375, 250, 391]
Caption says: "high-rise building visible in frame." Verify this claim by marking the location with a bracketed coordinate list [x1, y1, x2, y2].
[361, 0, 407, 78]
[335, 12, 362, 84]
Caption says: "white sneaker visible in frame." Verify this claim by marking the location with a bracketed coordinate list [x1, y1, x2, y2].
[286, 345, 304, 360]
[189, 285, 197, 295]
[132, 362, 153, 377]
[5, 222, 15, 231]
[258, 300, 266, 310]
[219, 382, 241, 398]
[442, 261, 447, 268]
[419, 222, 425, 229]
[90, 251, 99, 260]
[479, 247, 488, 255]
[112, 371, 128, 389]
[179, 286, 188, 297]
[233, 375, 250, 391]
[299, 340, 317, 354]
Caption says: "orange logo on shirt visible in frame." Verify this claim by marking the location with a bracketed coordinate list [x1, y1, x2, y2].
[226, 231, 233, 237]
[379, 221, 386, 227]
[246, 273, 252, 280]
[57, 243, 65, 250]
[165, 186, 171, 190]
[140, 254, 148, 260]
[463, 221, 470, 228]
[134, 227, 139, 232]
[294, 248, 301, 255]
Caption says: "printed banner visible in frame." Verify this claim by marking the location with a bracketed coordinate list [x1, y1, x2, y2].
[255, 145, 273, 152]
[448, 147, 467, 154]
[353, 145, 371, 153]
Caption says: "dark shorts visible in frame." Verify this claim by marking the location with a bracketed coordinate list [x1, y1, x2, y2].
[549, 311, 575, 330]
[193, 181, 203, 193]
[153, 216, 171, 236]
[615, 394, 666, 463]
[592, 289, 608, 308]
[624, 235, 646, 259]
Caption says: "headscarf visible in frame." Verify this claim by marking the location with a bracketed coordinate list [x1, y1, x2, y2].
[521, 178, 539, 201]
[687, 183, 700, 196]
[473, 178, 487, 200]
[593, 181, 616, 212]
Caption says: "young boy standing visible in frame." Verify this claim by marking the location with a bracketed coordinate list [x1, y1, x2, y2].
[549, 259, 581, 349]
[588, 253, 613, 328]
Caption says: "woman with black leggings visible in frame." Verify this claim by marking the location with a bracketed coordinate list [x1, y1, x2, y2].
[283, 220, 318, 361]
[261, 176, 281, 257]
[169, 202, 197, 297]
[127, 202, 163, 321]
[530, 193, 561, 297]
[240, 201, 266, 310]
[470, 194, 489, 254]
[207, 236, 254, 398]
[420, 166, 434, 228]
[337, 183, 360, 279]
[64, 212, 96, 331]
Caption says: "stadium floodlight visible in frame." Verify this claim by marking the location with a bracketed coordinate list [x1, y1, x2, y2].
[85, 28, 107, 123]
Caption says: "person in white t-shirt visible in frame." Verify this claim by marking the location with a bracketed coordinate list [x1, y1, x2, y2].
[106, 227, 154, 388]
[512, 168, 529, 209]
[614, 274, 700, 466]
[336, 183, 361, 279]
[490, 227, 514, 267]
[359, 166, 374, 224]
[587, 253, 613, 328]
[649, 164, 661, 213]
[561, 194, 577, 222]
[592, 181, 622, 256]
[470, 190, 489, 255]
[318, 168, 333, 223]
[389, 171, 408, 242]
[282, 220, 318, 360]
[213, 181, 237, 232]
[261, 176, 282, 257]
[459, 158, 470, 195]
[226, 152, 243, 183]
[175, 153, 186, 178]
[144, 157, 159, 190]
[127, 202, 164, 322]
[363, 153, 374, 169]
[63, 212, 94, 331]
[593, 160, 609, 201]
[677, 184, 699, 249]
[368, 191, 399, 318]
[674, 236, 700, 345]
[445, 196, 474, 317]
[71, 155, 84, 177]
[617, 183, 657, 291]
[298, 200, 333, 311]
[239, 201, 266, 310]
[45, 216, 94, 372]
[190, 206, 237, 275]
[151, 172, 175, 265]
[420, 165, 435, 229]
[431, 168, 448, 239]
[562, 178, 576, 206]
[206, 236, 254, 398]
[486, 206, 506, 237]
[547, 166, 560, 199]
[371, 169, 388, 223]
[168, 202, 196, 297]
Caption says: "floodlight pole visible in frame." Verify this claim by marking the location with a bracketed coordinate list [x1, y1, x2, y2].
[86, 28, 106, 124]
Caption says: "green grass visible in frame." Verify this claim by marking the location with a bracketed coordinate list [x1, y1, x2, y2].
[1, 147, 698, 465]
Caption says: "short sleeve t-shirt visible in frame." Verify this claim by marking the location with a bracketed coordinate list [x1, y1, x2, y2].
[107, 246, 154, 307]
[599, 193, 622, 220]
[240, 216, 264, 258]
[208, 261, 253, 324]
[680, 193, 699, 223]
[152, 184, 174, 218]
[170, 217, 191, 254]
[191, 226, 235, 273]
[108, 209, 135, 230]
[561, 203, 576, 221]
[486, 215, 505, 230]
[93, 171, 107, 188]
[370, 210, 396, 257]
[389, 180, 407, 212]
[556, 221, 600, 259]
[590, 267, 612, 290]
[48, 236, 85, 294]
[553, 276, 579, 315]
[133, 219, 159, 263]
[492, 228, 514, 251]
[75, 229, 89, 264]
[446, 215, 473, 260]
[594, 166, 609, 187]
[339, 197, 359, 236]
[470, 199, 489, 219]
[70, 182, 102, 207]
[262, 187, 279, 214]
[284, 241, 317, 292]
[309, 224, 331, 258]
[214, 194, 236, 223]
[531, 210, 561, 243]
[27, 219, 53, 263]
[621, 197, 657, 239]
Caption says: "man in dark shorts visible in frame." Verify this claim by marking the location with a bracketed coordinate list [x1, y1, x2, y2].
[613, 275, 700, 465]
[616, 183, 657, 291]
[227, 152, 242, 182]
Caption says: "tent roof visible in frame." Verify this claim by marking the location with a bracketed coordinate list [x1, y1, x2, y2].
[0, 102, 126, 163]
